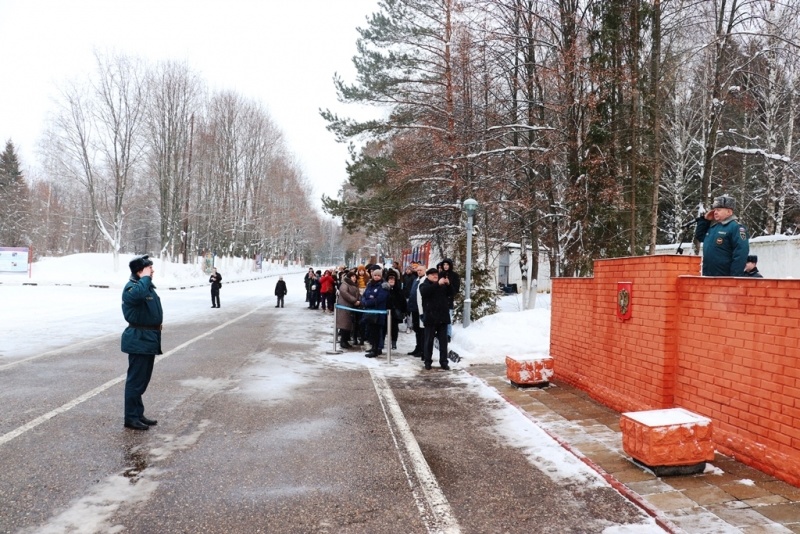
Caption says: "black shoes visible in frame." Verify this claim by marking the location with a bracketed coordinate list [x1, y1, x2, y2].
[408, 350, 422, 356]
[391, 343, 397, 350]
[140, 416, 158, 426]
[441, 365, 451, 371]
[365, 350, 382, 358]
[124, 420, 149, 431]
[424, 365, 432, 370]
[340, 341, 353, 349]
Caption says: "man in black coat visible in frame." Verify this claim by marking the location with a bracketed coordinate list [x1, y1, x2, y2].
[419, 267, 454, 370]
[274, 276, 288, 307]
[209, 267, 222, 308]
[437, 258, 460, 341]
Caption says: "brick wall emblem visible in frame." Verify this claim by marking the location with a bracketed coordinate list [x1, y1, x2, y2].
[616, 282, 632, 320]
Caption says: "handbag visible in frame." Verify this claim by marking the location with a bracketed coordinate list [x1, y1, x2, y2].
[392, 308, 404, 321]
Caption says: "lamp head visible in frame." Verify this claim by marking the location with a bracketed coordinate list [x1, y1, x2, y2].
[463, 198, 478, 216]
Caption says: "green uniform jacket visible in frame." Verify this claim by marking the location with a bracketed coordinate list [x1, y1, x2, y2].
[695, 216, 749, 276]
[121, 275, 163, 355]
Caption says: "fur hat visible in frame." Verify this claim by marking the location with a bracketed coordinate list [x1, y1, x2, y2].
[747, 255, 758, 263]
[129, 255, 153, 274]
[426, 267, 439, 275]
[712, 195, 736, 211]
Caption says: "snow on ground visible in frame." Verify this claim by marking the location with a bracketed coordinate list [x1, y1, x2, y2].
[1, 254, 666, 532]
[1, 253, 551, 365]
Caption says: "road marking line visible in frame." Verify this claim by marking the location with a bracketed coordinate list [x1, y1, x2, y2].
[370, 369, 461, 534]
[0, 307, 264, 448]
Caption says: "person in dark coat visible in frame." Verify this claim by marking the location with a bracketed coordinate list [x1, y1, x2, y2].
[386, 271, 407, 350]
[406, 264, 426, 357]
[209, 267, 222, 308]
[336, 271, 361, 349]
[419, 267, 454, 370]
[437, 258, 461, 340]
[274, 276, 288, 307]
[121, 255, 163, 431]
[743, 255, 763, 278]
[362, 268, 390, 358]
[694, 194, 749, 276]
[304, 268, 315, 302]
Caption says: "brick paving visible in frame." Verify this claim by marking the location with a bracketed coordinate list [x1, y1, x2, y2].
[471, 364, 800, 534]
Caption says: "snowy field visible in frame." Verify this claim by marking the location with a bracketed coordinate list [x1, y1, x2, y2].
[0, 253, 551, 365]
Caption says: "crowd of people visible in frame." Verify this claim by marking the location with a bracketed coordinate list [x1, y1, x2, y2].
[300, 259, 461, 370]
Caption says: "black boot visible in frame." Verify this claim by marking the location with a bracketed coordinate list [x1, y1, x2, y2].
[341, 340, 353, 349]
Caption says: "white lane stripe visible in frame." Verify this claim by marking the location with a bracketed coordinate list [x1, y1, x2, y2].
[0, 306, 264, 448]
[370, 369, 461, 534]
[0, 333, 118, 371]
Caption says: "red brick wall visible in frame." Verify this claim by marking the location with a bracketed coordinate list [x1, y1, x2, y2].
[551, 255, 800, 486]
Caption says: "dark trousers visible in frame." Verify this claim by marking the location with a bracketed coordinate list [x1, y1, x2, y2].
[276, 295, 284, 307]
[411, 311, 423, 352]
[309, 291, 320, 309]
[323, 292, 335, 311]
[370, 324, 386, 351]
[423, 323, 448, 368]
[125, 353, 155, 422]
[390, 314, 401, 344]
[211, 288, 220, 307]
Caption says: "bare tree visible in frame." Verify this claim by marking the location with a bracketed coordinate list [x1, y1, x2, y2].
[47, 52, 148, 268]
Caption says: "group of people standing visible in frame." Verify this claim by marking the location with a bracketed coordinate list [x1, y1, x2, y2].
[302, 259, 461, 371]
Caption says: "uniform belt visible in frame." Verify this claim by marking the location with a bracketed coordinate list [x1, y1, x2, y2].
[128, 323, 163, 331]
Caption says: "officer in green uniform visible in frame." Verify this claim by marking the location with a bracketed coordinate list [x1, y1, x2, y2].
[121, 255, 163, 430]
[694, 194, 749, 276]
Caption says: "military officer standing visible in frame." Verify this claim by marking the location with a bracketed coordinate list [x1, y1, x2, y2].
[694, 194, 750, 276]
[121, 255, 163, 430]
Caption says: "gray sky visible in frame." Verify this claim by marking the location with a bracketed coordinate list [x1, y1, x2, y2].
[0, 0, 379, 210]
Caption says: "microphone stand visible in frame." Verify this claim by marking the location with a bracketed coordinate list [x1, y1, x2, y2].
[676, 218, 698, 255]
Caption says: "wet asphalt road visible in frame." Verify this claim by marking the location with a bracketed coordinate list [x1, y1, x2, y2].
[0, 280, 663, 533]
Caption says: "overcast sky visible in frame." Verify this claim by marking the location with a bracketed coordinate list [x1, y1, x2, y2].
[0, 0, 379, 211]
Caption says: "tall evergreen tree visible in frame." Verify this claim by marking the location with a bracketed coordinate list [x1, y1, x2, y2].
[0, 139, 30, 246]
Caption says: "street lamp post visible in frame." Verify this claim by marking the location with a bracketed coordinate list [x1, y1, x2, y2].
[462, 198, 478, 328]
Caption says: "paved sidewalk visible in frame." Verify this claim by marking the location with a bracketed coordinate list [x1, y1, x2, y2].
[471, 364, 800, 534]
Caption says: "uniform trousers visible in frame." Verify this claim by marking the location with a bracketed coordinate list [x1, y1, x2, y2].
[125, 353, 155, 422]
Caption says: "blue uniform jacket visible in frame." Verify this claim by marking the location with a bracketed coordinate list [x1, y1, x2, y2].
[695, 217, 749, 276]
[121, 275, 163, 355]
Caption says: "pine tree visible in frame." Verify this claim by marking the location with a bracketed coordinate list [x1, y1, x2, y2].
[0, 139, 30, 246]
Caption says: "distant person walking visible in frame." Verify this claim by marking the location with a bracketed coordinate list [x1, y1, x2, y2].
[694, 194, 749, 276]
[121, 255, 163, 431]
[209, 267, 222, 308]
[744, 255, 763, 278]
[274, 276, 288, 307]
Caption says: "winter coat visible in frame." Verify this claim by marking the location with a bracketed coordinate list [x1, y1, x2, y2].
[437, 259, 461, 309]
[274, 279, 287, 296]
[419, 278, 454, 326]
[209, 271, 222, 289]
[743, 267, 763, 278]
[407, 276, 423, 313]
[336, 278, 360, 331]
[695, 217, 749, 276]
[121, 275, 163, 355]
[387, 280, 407, 319]
[355, 268, 369, 291]
[362, 278, 390, 327]
[402, 270, 417, 299]
[319, 273, 336, 294]
[304, 271, 315, 291]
